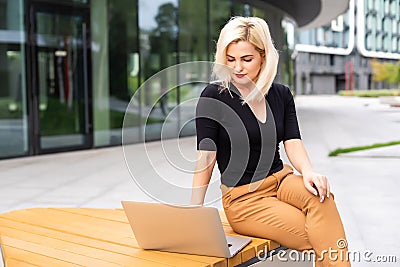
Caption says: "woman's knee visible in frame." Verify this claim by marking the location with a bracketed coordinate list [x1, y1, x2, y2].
[278, 174, 339, 212]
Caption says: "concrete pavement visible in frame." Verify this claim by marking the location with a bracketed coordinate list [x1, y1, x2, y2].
[1, 95, 399, 267]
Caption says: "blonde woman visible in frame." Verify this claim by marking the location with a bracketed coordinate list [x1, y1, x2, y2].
[191, 17, 351, 267]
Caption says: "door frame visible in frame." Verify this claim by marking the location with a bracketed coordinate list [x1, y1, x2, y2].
[26, 1, 93, 155]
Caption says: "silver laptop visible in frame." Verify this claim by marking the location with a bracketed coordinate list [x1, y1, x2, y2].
[121, 201, 252, 258]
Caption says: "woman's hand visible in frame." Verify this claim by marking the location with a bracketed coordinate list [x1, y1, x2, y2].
[283, 139, 330, 203]
[302, 171, 331, 202]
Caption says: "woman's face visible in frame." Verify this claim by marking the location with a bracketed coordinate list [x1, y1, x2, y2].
[225, 41, 264, 87]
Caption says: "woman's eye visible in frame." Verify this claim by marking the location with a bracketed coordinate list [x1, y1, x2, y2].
[227, 59, 235, 62]
[243, 58, 252, 62]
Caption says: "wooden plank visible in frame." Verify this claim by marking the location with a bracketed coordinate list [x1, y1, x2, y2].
[0, 208, 278, 267]
[52, 208, 128, 223]
[0, 218, 222, 267]
[266, 240, 280, 251]
[2, 245, 83, 267]
[240, 243, 258, 263]
[1, 236, 128, 267]
[3, 258, 41, 267]
[50, 209, 227, 267]
[175, 254, 227, 267]
[0, 211, 222, 267]
[0, 225, 211, 267]
[0, 209, 135, 244]
[227, 254, 242, 267]
[0, 217, 136, 256]
[0, 217, 222, 267]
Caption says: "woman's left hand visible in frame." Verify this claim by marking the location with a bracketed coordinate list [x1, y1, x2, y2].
[302, 171, 330, 202]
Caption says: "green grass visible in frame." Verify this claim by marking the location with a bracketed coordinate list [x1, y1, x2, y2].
[338, 89, 400, 97]
[329, 140, 400, 157]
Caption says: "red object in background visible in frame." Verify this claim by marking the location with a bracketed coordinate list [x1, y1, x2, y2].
[345, 61, 354, 91]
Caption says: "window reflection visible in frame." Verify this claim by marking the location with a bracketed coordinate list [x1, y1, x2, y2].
[0, 0, 28, 158]
[177, 0, 209, 137]
[139, 0, 178, 141]
[92, 0, 139, 146]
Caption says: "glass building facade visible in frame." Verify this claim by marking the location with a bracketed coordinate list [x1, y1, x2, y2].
[294, 0, 400, 94]
[359, 0, 400, 57]
[0, 0, 294, 159]
[296, 2, 354, 54]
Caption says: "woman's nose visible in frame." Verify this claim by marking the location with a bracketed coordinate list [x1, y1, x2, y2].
[234, 61, 243, 72]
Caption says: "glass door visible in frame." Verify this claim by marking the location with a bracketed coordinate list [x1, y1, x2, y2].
[30, 4, 92, 152]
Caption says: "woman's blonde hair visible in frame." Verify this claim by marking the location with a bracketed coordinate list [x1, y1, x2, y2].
[213, 16, 279, 102]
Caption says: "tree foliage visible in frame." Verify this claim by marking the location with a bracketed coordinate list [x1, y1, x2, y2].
[370, 59, 400, 86]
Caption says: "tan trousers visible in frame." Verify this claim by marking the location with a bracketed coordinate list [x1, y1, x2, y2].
[221, 165, 351, 267]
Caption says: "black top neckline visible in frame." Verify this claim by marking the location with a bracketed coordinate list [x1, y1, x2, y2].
[227, 83, 268, 124]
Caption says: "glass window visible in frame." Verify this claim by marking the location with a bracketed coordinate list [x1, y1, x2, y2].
[310, 28, 317, 45]
[390, 1, 396, 16]
[92, 0, 139, 146]
[253, 7, 266, 19]
[398, 37, 400, 51]
[281, 19, 295, 87]
[0, 0, 28, 158]
[376, 0, 383, 14]
[34, 11, 90, 150]
[178, 0, 207, 63]
[232, 2, 251, 17]
[91, 0, 110, 146]
[398, 3, 400, 19]
[383, 18, 391, 36]
[316, 28, 324, 45]
[367, 0, 374, 10]
[366, 34, 372, 50]
[209, 0, 230, 59]
[64, 0, 88, 3]
[377, 17, 382, 32]
[376, 34, 382, 51]
[324, 27, 332, 46]
[384, 0, 390, 14]
[298, 7, 351, 49]
[366, 15, 373, 31]
[332, 32, 342, 47]
[383, 36, 390, 51]
[177, 0, 209, 137]
[298, 31, 311, 45]
[392, 37, 397, 52]
[139, 0, 178, 141]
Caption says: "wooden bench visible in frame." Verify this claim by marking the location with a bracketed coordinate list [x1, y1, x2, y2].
[0, 208, 281, 267]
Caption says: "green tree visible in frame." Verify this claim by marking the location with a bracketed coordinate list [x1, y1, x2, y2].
[370, 59, 400, 87]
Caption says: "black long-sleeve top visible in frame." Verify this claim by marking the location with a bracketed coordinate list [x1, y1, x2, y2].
[196, 82, 301, 187]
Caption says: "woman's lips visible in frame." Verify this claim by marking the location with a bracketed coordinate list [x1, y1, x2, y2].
[235, 74, 246, 78]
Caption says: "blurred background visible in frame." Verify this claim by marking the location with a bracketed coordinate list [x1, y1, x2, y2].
[3, 0, 399, 160]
